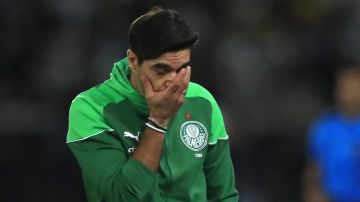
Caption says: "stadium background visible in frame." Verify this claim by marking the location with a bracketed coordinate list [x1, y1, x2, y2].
[2, 0, 360, 201]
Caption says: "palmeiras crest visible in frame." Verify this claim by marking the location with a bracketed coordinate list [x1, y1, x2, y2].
[180, 121, 208, 151]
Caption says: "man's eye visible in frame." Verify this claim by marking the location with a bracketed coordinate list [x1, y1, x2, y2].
[154, 69, 166, 76]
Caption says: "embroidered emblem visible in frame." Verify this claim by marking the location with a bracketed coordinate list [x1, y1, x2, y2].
[180, 121, 208, 151]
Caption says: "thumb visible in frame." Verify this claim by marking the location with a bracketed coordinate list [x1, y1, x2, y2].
[141, 76, 154, 96]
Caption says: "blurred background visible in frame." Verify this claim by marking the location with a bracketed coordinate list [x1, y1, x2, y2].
[2, 0, 360, 201]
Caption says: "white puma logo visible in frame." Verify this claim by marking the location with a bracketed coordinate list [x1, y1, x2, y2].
[124, 131, 140, 142]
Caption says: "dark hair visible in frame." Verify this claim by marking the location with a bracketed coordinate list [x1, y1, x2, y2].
[128, 6, 199, 64]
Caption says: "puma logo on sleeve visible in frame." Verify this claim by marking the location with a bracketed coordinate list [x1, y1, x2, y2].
[124, 131, 140, 142]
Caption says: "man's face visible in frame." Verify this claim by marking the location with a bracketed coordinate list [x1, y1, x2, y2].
[129, 49, 191, 93]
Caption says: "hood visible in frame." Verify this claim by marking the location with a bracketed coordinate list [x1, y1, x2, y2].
[107, 57, 149, 114]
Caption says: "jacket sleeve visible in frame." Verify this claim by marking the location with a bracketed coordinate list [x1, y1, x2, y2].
[204, 140, 239, 201]
[68, 133, 156, 202]
[204, 97, 239, 202]
[66, 96, 156, 202]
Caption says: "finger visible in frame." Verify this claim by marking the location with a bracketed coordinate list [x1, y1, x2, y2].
[183, 66, 191, 90]
[177, 94, 185, 104]
[173, 89, 186, 105]
[167, 68, 187, 94]
[175, 66, 191, 96]
[176, 87, 187, 96]
[141, 76, 154, 96]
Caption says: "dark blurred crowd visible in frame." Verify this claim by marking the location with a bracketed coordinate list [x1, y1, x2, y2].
[2, 0, 360, 201]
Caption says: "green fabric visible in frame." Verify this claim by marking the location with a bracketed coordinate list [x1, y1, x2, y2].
[185, 82, 228, 144]
[66, 57, 239, 201]
[204, 141, 238, 201]
[66, 59, 147, 143]
[69, 131, 158, 201]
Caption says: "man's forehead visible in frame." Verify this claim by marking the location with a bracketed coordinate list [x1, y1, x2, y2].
[152, 49, 190, 64]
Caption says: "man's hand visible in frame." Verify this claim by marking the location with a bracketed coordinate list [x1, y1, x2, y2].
[141, 66, 191, 126]
[132, 66, 190, 171]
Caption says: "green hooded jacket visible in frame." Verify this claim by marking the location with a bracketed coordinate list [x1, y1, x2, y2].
[66, 58, 239, 202]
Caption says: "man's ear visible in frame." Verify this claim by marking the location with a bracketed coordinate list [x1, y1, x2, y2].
[127, 49, 138, 71]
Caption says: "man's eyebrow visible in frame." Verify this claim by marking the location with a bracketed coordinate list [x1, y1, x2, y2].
[151, 61, 190, 72]
[152, 63, 172, 71]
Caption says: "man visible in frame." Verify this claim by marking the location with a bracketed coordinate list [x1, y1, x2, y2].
[66, 7, 239, 202]
[303, 65, 360, 202]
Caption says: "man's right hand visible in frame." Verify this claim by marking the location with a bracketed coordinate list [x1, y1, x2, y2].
[141, 66, 191, 126]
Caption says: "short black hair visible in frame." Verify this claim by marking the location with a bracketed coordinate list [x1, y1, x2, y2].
[128, 6, 199, 64]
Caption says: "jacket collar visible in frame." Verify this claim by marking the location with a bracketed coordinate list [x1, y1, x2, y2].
[107, 57, 149, 115]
